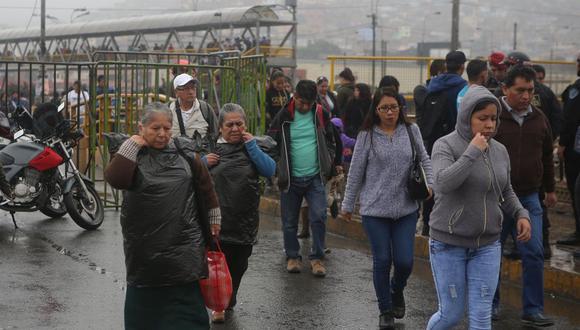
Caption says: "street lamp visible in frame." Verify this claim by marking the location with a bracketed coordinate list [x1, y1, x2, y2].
[70, 8, 89, 23]
[421, 11, 442, 45]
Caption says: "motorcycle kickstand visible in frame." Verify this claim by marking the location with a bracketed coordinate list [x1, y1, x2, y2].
[10, 211, 17, 229]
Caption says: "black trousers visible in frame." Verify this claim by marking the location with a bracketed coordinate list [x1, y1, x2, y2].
[565, 152, 580, 233]
[220, 242, 253, 309]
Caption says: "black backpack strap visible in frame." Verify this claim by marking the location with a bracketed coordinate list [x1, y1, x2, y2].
[174, 100, 187, 137]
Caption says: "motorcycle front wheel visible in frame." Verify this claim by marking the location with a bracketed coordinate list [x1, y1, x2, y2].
[64, 181, 104, 230]
[39, 176, 67, 218]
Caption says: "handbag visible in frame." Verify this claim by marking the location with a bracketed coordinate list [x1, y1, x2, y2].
[199, 238, 233, 312]
[404, 124, 430, 200]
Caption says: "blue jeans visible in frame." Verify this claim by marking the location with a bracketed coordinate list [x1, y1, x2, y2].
[280, 175, 327, 260]
[493, 192, 544, 315]
[427, 239, 501, 330]
[362, 213, 418, 313]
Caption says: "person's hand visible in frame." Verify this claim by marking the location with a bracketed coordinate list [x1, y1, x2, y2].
[516, 218, 531, 242]
[557, 145, 565, 160]
[427, 187, 434, 200]
[130, 135, 147, 147]
[205, 153, 220, 167]
[470, 132, 488, 151]
[544, 192, 558, 208]
[211, 224, 221, 237]
[242, 132, 254, 142]
[341, 211, 352, 222]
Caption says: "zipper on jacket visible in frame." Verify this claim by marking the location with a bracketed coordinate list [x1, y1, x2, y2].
[478, 153, 493, 247]
[281, 121, 292, 192]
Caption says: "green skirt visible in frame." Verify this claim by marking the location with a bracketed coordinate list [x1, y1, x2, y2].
[124, 281, 209, 330]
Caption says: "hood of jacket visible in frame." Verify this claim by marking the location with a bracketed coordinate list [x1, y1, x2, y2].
[427, 73, 466, 93]
[455, 85, 502, 141]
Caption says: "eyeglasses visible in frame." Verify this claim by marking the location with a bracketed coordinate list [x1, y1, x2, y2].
[224, 121, 245, 128]
[376, 104, 400, 113]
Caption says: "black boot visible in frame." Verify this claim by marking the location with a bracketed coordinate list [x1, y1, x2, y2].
[391, 289, 405, 319]
[379, 311, 395, 330]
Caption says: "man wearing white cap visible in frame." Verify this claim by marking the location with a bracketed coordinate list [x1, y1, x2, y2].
[169, 73, 218, 154]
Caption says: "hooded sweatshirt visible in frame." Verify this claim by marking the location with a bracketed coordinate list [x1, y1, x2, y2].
[429, 85, 530, 248]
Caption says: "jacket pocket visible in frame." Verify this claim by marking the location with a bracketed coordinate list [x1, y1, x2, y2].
[448, 206, 464, 234]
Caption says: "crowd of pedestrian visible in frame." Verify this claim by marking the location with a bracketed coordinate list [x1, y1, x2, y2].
[99, 45, 580, 330]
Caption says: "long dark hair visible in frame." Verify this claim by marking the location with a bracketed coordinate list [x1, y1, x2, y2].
[361, 87, 410, 131]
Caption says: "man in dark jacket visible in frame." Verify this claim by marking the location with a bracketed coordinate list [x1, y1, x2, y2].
[267, 80, 336, 277]
[493, 65, 556, 327]
[416, 52, 467, 237]
[557, 52, 580, 247]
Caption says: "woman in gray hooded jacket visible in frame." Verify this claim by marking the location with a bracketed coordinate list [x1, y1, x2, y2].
[426, 85, 531, 330]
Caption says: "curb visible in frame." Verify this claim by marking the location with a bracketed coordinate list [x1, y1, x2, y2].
[259, 196, 580, 301]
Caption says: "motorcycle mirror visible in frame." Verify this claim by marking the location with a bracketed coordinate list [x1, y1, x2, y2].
[58, 102, 65, 113]
[13, 129, 24, 139]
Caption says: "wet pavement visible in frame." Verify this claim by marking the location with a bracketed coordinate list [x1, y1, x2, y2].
[0, 210, 579, 329]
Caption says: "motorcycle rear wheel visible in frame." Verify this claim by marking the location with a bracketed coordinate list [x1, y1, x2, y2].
[64, 181, 104, 230]
[39, 178, 67, 218]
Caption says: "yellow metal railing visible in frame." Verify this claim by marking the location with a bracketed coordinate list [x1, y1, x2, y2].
[327, 55, 577, 96]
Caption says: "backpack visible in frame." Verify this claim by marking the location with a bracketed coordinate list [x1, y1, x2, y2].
[416, 90, 449, 154]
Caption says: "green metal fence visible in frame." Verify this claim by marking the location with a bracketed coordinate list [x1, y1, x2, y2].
[1, 55, 267, 209]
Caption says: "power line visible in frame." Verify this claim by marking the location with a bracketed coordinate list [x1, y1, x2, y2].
[24, 0, 39, 31]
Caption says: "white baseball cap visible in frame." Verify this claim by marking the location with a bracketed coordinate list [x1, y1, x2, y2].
[173, 73, 198, 89]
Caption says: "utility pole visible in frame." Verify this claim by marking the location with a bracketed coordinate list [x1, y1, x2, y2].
[513, 22, 518, 50]
[371, 13, 377, 87]
[450, 0, 460, 51]
[40, 0, 46, 59]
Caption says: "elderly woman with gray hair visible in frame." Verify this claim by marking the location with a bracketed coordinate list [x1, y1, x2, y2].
[206, 103, 276, 323]
[104, 102, 221, 330]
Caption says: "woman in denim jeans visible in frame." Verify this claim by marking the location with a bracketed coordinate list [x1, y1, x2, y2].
[427, 85, 532, 329]
[342, 87, 433, 330]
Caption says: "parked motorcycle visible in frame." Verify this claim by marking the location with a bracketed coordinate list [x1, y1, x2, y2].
[0, 103, 104, 230]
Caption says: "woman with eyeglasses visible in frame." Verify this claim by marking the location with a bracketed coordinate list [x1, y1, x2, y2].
[316, 76, 338, 118]
[342, 87, 433, 330]
[206, 103, 276, 323]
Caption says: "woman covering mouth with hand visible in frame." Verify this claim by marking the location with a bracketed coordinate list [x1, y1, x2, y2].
[426, 85, 532, 330]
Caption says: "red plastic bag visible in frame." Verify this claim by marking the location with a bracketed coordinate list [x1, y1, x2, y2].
[199, 239, 232, 312]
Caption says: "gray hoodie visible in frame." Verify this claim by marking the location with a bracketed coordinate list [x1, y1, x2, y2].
[429, 85, 529, 248]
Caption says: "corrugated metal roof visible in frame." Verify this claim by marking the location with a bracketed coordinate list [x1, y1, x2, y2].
[0, 5, 288, 42]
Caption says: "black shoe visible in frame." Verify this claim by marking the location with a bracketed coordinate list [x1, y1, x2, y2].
[492, 306, 500, 321]
[379, 311, 395, 330]
[521, 313, 555, 327]
[297, 231, 310, 239]
[556, 235, 580, 246]
[391, 289, 405, 319]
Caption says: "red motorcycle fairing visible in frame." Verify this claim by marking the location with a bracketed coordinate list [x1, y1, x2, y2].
[28, 147, 63, 171]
